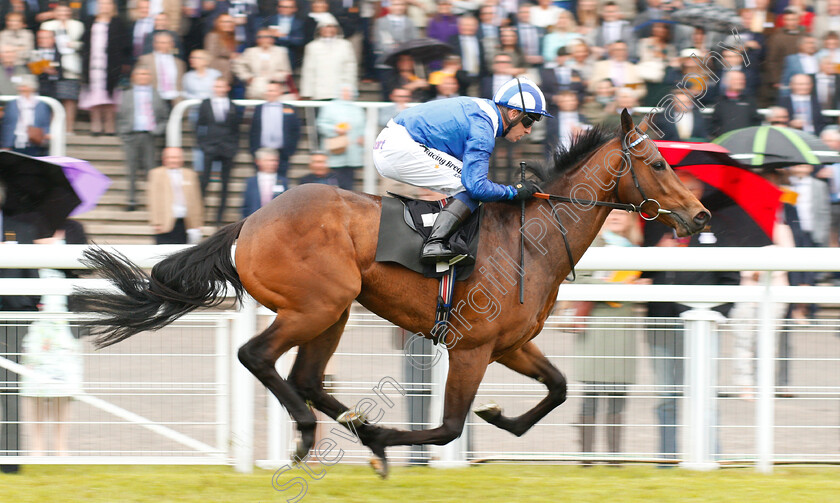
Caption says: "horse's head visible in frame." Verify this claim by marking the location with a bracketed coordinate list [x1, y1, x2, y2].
[615, 109, 710, 236]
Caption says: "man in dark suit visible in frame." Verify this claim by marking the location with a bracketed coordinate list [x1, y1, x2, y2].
[0, 184, 39, 475]
[242, 148, 289, 217]
[711, 71, 762, 137]
[779, 73, 825, 134]
[545, 90, 588, 158]
[654, 91, 709, 141]
[780, 35, 819, 89]
[448, 15, 486, 92]
[248, 81, 300, 179]
[514, 4, 544, 68]
[479, 53, 515, 99]
[539, 46, 585, 113]
[715, 48, 760, 98]
[196, 77, 241, 225]
[263, 0, 306, 68]
[814, 57, 840, 113]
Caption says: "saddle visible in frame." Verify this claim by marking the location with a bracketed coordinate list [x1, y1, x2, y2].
[375, 193, 483, 281]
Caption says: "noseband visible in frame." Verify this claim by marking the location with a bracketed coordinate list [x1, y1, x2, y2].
[532, 126, 675, 280]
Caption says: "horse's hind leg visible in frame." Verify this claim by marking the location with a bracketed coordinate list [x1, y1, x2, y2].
[473, 341, 567, 437]
[237, 317, 321, 460]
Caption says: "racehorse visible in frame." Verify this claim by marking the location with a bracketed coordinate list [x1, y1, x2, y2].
[74, 110, 710, 477]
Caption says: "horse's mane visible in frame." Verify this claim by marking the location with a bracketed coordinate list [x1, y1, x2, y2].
[529, 124, 618, 183]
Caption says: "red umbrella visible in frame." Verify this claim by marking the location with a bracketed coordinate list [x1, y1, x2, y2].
[654, 141, 784, 242]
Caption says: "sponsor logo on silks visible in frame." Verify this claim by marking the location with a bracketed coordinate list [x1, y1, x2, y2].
[434, 164, 440, 169]
[374, 139, 386, 150]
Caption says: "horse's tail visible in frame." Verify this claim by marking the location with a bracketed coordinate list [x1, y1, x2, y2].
[73, 220, 246, 348]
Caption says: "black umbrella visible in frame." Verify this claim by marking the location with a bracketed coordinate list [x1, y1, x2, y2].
[0, 151, 82, 239]
[669, 4, 743, 32]
[713, 125, 840, 170]
[382, 38, 453, 67]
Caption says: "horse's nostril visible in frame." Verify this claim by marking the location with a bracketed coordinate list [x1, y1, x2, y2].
[693, 211, 711, 227]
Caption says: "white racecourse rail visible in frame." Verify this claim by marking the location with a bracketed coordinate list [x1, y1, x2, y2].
[0, 245, 839, 474]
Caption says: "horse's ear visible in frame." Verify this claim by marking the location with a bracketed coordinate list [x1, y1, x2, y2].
[620, 108, 634, 134]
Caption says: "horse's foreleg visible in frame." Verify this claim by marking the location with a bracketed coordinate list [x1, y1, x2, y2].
[360, 345, 492, 476]
[474, 341, 567, 437]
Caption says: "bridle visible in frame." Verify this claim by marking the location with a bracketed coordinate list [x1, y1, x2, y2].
[531, 126, 677, 280]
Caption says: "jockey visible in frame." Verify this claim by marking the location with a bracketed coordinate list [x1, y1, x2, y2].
[373, 77, 551, 264]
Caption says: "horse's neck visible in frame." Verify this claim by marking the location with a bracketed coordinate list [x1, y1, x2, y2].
[532, 140, 624, 289]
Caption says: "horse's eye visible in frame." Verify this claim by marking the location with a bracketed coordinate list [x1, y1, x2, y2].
[652, 161, 666, 171]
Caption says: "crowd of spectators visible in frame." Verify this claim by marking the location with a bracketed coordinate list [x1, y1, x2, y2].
[3, 0, 840, 231]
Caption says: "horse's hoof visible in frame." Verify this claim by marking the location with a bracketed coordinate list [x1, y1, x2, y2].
[292, 438, 309, 462]
[369, 455, 389, 479]
[474, 402, 502, 423]
[337, 410, 368, 428]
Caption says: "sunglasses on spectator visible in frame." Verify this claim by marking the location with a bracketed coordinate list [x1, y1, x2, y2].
[521, 113, 542, 128]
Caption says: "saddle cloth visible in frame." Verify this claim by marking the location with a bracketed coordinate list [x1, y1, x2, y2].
[374, 194, 483, 280]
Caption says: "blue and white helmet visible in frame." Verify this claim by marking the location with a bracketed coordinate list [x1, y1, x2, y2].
[493, 77, 552, 118]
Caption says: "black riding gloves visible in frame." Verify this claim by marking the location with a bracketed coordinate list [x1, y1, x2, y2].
[512, 180, 540, 201]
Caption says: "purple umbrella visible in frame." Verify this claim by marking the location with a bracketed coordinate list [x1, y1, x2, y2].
[39, 156, 111, 216]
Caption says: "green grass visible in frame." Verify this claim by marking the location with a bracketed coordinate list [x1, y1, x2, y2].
[2, 464, 840, 502]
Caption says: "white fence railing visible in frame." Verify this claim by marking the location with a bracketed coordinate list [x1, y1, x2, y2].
[1, 245, 840, 474]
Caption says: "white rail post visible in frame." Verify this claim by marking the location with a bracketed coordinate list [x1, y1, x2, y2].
[215, 317, 231, 461]
[680, 308, 724, 470]
[232, 295, 257, 473]
[428, 345, 468, 468]
[363, 105, 380, 195]
[755, 273, 775, 473]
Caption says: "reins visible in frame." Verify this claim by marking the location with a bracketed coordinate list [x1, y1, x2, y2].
[528, 128, 673, 281]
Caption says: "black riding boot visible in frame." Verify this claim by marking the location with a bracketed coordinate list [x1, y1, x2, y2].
[420, 199, 472, 264]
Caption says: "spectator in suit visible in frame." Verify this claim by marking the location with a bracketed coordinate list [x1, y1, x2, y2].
[137, 31, 185, 108]
[540, 9, 582, 65]
[128, 0, 154, 62]
[147, 147, 204, 245]
[0, 75, 51, 156]
[780, 35, 819, 90]
[815, 57, 840, 112]
[0, 12, 33, 65]
[448, 15, 486, 92]
[79, 0, 129, 137]
[299, 151, 339, 186]
[39, 4, 85, 133]
[710, 71, 762, 137]
[514, 3, 543, 68]
[140, 12, 184, 60]
[539, 46, 585, 111]
[426, 0, 458, 48]
[716, 48, 760, 98]
[263, 0, 305, 68]
[545, 89, 588, 157]
[529, 0, 564, 30]
[0, 181, 39, 475]
[477, 4, 500, 68]
[232, 28, 291, 99]
[0, 46, 27, 96]
[373, 0, 417, 71]
[316, 84, 364, 190]
[242, 147, 289, 218]
[761, 7, 803, 107]
[300, 18, 356, 100]
[588, 41, 645, 101]
[654, 91, 708, 141]
[587, 2, 634, 59]
[249, 81, 300, 178]
[480, 52, 516, 99]
[580, 78, 616, 125]
[780, 73, 825, 134]
[196, 76, 240, 225]
[116, 66, 167, 211]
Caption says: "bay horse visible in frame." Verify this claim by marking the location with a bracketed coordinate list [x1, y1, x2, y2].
[75, 110, 709, 477]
